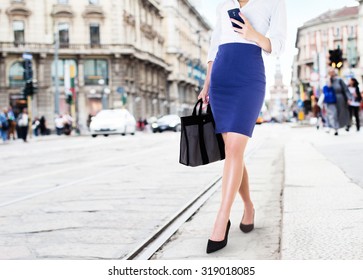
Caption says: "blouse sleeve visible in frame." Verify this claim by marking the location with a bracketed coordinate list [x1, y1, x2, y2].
[206, 3, 223, 63]
[264, 0, 287, 56]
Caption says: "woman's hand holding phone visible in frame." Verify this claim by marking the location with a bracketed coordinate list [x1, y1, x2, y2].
[230, 12, 258, 43]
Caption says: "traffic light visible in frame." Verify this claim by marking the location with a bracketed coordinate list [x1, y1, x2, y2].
[23, 80, 33, 97]
[329, 48, 343, 69]
[23, 59, 33, 81]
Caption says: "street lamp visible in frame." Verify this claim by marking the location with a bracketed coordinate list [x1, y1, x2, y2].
[98, 78, 108, 109]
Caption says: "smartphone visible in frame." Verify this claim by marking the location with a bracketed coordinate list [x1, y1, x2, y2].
[228, 8, 245, 29]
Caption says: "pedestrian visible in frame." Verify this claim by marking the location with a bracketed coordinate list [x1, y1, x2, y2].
[39, 116, 49, 135]
[0, 107, 9, 143]
[7, 106, 16, 140]
[32, 117, 40, 136]
[62, 113, 73, 136]
[55, 115, 64, 135]
[198, 0, 286, 254]
[17, 108, 29, 142]
[346, 78, 361, 132]
[324, 68, 351, 136]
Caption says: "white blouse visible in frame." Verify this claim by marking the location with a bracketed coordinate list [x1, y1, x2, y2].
[207, 0, 287, 62]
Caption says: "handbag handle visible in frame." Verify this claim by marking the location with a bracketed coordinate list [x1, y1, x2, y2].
[192, 99, 212, 116]
[192, 99, 204, 116]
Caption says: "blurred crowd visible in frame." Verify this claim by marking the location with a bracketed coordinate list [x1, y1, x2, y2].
[313, 68, 363, 136]
[0, 106, 75, 144]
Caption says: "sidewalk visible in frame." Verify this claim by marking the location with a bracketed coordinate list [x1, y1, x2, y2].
[153, 125, 363, 260]
[281, 132, 363, 259]
[153, 125, 287, 259]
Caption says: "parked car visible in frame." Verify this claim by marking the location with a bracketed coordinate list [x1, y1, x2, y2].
[90, 109, 136, 137]
[151, 114, 181, 133]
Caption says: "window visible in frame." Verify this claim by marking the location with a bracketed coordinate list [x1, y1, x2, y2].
[58, 23, 69, 48]
[89, 0, 99, 4]
[84, 59, 108, 85]
[13, 21, 25, 45]
[51, 59, 77, 86]
[58, 0, 68, 4]
[9, 62, 25, 88]
[90, 23, 100, 46]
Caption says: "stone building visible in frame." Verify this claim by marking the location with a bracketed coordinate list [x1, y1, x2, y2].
[161, 0, 211, 116]
[292, 6, 360, 102]
[0, 0, 168, 130]
[269, 60, 289, 122]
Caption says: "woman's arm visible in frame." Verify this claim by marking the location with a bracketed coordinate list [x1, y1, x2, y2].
[198, 61, 214, 104]
[231, 0, 286, 55]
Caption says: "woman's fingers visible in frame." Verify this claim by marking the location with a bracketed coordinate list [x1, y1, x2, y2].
[239, 13, 248, 25]
[233, 27, 244, 34]
[230, 18, 244, 28]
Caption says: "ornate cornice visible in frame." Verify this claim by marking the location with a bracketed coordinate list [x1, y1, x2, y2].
[6, 2, 32, 17]
[51, 4, 74, 18]
[82, 5, 105, 19]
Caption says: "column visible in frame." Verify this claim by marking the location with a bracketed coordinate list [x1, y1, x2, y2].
[77, 57, 88, 132]
[0, 54, 8, 108]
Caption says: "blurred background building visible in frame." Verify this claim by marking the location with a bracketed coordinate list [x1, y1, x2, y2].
[0, 0, 210, 130]
[292, 5, 360, 112]
[269, 60, 289, 122]
[161, 0, 210, 116]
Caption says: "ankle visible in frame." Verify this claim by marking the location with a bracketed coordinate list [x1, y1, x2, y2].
[244, 201, 254, 210]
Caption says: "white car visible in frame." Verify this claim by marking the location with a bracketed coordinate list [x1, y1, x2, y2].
[90, 109, 136, 137]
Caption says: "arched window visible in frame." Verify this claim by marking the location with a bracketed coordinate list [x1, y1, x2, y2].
[9, 61, 25, 88]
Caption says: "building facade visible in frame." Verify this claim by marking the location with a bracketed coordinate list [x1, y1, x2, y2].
[269, 60, 289, 122]
[0, 0, 169, 130]
[161, 0, 211, 116]
[292, 6, 360, 104]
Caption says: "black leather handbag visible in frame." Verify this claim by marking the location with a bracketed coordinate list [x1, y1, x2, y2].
[179, 99, 225, 167]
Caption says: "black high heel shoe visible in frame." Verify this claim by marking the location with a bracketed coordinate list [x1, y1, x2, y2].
[239, 209, 255, 233]
[206, 220, 231, 254]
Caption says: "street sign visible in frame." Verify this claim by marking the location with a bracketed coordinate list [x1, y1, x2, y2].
[22, 53, 33, 60]
[117, 87, 125, 94]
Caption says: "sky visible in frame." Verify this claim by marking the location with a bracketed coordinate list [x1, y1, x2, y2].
[194, 0, 359, 97]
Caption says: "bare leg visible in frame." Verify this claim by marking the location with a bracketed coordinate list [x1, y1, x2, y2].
[210, 132, 249, 241]
[238, 165, 254, 224]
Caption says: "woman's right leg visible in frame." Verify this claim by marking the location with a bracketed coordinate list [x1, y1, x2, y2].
[209, 132, 249, 241]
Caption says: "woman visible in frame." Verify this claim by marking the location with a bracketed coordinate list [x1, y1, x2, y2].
[325, 68, 351, 136]
[346, 78, 361, 132]
[198, 0, 286, 254]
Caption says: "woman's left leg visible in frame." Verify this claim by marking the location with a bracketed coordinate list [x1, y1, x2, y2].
[238, 165, 254, 224]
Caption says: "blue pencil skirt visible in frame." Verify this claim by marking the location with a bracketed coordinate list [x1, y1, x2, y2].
[209, 43, 266, 137]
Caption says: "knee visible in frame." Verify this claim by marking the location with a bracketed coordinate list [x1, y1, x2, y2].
[224, 136, 247, 158]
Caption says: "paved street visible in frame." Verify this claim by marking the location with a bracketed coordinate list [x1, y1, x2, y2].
[0, 131, 224, 259]
[1, 124, 363, 259]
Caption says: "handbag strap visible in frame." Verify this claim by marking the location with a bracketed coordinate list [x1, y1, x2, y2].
[192, 99, 204, 116]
